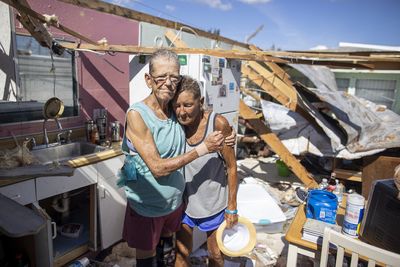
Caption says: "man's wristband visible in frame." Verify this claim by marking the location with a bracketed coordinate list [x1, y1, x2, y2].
[225, 209, 238, 215]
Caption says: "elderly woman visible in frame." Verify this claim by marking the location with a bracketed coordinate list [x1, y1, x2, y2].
[173, 76, 239, 267]
[119, 50, 227, 267]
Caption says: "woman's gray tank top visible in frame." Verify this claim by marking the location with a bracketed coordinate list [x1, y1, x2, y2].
[184, 112, 228, 218]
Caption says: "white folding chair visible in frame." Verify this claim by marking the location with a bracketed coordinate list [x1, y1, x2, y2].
[320, 228, 400, 267]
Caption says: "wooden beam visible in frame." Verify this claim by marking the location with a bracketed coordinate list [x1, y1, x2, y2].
[241, 64, 293, 108]
[247, 61, 298, 109]
[239, 87, 261, 101]
[58, 42, 287, 62]
[11, 0, 53, 48]
[4, 0, 98, 45]
[334, 168, 362, 183]
[165, 30, 188, 48]
[249, 44, 293, 86]
[57, 0, 249, 49]
[239, 100, 318, 188]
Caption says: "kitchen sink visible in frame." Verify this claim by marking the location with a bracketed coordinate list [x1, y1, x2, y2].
[31, 142, 108, 164]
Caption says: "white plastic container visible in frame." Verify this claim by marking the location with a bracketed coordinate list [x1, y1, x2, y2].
[237, 182, 286, 234]
[342, 193, 365, 238]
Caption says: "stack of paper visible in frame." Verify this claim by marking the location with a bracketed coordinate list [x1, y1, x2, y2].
[302, 218, 341, 244]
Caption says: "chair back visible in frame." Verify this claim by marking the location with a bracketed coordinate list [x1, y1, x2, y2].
[320, 228, 400, 267]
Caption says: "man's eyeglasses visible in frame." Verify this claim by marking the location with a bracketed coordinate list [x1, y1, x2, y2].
[149, 74, 181, 86]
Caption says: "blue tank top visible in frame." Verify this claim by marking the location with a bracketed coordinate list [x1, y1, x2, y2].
[118, 102, 185, 217]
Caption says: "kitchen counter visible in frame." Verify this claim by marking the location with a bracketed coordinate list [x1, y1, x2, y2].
[0, 142, 123, 187]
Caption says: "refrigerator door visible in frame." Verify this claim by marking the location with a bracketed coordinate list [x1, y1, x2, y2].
[129, 55, 151, 105]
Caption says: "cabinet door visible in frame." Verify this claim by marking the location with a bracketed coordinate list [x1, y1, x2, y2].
[32, 202, 53, 267]
[0, 179, 36, 205]
[36, 164, 97, 201]
[97, 156, 126, 249]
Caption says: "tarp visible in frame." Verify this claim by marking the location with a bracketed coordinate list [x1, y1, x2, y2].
[261, 64, 400, 159]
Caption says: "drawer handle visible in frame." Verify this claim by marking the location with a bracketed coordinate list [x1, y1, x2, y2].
[11, 194, 21, 199]
[51, 222, 57, 239]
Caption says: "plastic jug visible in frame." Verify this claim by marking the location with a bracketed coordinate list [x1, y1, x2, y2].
[306, 190, 338, 224]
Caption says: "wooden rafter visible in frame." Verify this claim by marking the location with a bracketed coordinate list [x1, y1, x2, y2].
[58, 42, 288, 62]
[1, 0, 98, 45]
[57, 0, 249, 49]
[249, 45, 293, 86]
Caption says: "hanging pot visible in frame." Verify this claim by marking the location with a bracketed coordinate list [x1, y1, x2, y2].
[43, 97, 64, 120]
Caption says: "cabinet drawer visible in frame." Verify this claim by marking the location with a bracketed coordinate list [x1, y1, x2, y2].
[36, 164, 97, 200]
[0, 179, 36, 205]
[97, 155, 124, 180]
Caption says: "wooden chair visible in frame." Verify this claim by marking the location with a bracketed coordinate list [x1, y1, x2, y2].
[320, 228, 400, 267]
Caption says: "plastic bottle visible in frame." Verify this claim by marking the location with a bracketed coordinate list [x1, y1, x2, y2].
[342, 193, 365, 238]
[333, 179, 344, 203]
[91, 124, 99, 145]
[68, 257, 90, 267]
[319, 178, 329, 190]
[326, 172, 337, 192]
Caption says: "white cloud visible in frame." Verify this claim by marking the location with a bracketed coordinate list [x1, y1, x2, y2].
[310, 45, 329, 50]
[196, 0, 232, 11]
[238, 0, 271, 4]
[108, 0, 131, 6]
[165, 4, 176, 12]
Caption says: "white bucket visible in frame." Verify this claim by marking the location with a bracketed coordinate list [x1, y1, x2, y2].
[342, 193, 365, 238]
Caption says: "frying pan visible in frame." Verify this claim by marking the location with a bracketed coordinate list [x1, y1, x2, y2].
[43, 97, 64, 119]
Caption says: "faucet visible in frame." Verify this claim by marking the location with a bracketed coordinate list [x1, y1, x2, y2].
[43, 118, 63, 147]
[57, 129, 72, 145]
[25, 137, 37, 150]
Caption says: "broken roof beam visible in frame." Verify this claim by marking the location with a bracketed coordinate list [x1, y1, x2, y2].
[249, 45, 293, 86]
[241, 64, 297, 109]
[58, 42, 288, 62]
[239, 100, 318, 188]
[57, 0, 249, 49]
[2, 0, 98, 45]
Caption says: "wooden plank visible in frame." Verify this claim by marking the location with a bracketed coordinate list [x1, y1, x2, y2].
[362, 155, 400, 199]
[239, 100, 318, 188]
[165, 29, 188, 48]
[247, 61, 298, 109]
[249, 45, 293, 86]
[59, 42, 286, 62]
[5, 0, 98, 45]
[239, 87, 261, 101]
[57, 0, 249, 49]
[241, 64, 293, 108]
[334, 168, 362, 182]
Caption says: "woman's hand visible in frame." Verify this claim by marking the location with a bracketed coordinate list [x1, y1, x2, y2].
[224, 127, 237, 147]
[204, 131, 224, 152]
[224, 213, 239, 229]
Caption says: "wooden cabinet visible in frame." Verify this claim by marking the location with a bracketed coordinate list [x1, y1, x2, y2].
[362, 155, 400, 199]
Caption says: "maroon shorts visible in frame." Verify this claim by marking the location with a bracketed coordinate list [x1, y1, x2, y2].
[122, 203, 184, 251]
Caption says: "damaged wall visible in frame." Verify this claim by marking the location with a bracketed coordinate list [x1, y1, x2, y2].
[0, 0, 139, 138]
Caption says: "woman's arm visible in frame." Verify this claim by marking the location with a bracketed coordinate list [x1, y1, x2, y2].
[126, 110, 224, 178]
[215, 115, 239, 228]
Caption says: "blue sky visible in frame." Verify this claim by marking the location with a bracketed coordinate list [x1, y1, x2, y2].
[106, 0, 400, 50]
